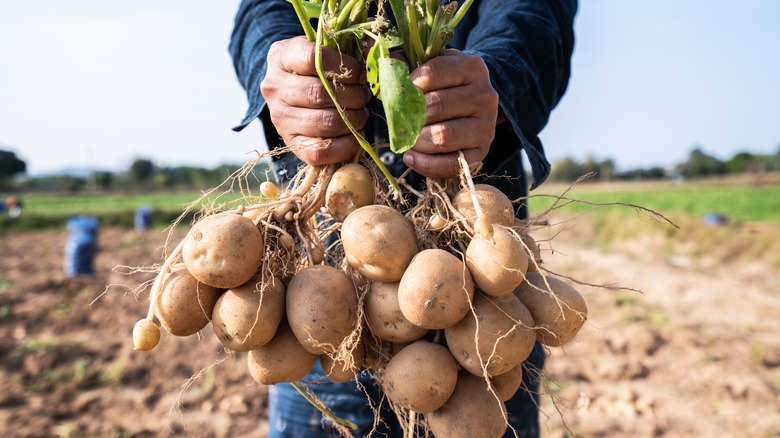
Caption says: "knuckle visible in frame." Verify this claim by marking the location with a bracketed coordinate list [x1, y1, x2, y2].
[306, 83, 327, 107]
[429, 124, 453, 149]
[426, 91, 444, 118]
[319, 111, 343, 135]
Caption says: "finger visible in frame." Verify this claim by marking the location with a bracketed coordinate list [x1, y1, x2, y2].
[276, 107, 370, 138]
[413, 118, 493, 155]
[287, 134, 361, 166]
[410, 51, 486, 92]
[274, 37, 365, 85]
[401, 148, 485, 179]
[422, 85, 490, 124]
[277, 75, 371, 110]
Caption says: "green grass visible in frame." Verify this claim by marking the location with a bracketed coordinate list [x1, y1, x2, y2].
[528, 182, 780, 223]
[0, 191, 246, 231]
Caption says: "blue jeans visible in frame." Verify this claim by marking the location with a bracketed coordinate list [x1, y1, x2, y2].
[268, 343, 546, 438]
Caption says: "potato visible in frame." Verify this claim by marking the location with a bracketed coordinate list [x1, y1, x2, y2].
[211, 274, 285, 352]
[491, 365, 523, 402]
[341, 205, 419, 282]
[286, 265, 358, 355]
[465, 226, 528, 297]
[325, 163, 374, 222]
[398, 249, 474, 330]
[513, 219, 543, 272]
[445, 293, 536, 377]
[247, 319, 317, 385]
[155, 263, 220, 336]
[426, 371, 508, 438]
[452, 184, 515, 229]
[365, 281, 428, 343]
[381, 341, 458, 413]
[133, 319, 161, 351]
[514, 272, 588, 347]
[182, 212, 263, 289]
[321, 340, 365, 384]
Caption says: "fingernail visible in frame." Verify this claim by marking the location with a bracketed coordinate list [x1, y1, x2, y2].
[403, 153, 414, 167]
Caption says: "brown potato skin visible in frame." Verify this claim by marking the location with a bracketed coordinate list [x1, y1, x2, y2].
[211, 274, 285, 352]
[514, 272, 588, 347]
[182, 213, 264, 289]
[247, 320, 317, 385]
[382, 341, 458, 413]
[445, 293, 536, 377]
[452, 184, 515, 229]
[325, 163, 375, 222]
[365, 281, 428, 343]
[320, 341, 365, 384]
[286, 265, 358, 355]
[398, 249, 474, 330]
[491, 365, 523, 402]
[426, 371, 508, 438]
[155, 264, 220, 337]
[341, 205, 419, 282]
[465, 226, 528, 297]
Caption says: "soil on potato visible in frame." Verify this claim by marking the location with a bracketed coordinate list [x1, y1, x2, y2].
[1, 225, 779, 437]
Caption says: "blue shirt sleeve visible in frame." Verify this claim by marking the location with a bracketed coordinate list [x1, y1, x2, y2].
[229, 0, 303, 130]
[452, 0, 577, 188]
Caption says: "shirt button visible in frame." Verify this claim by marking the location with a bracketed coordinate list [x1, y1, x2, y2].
[380, 151, 395, 166]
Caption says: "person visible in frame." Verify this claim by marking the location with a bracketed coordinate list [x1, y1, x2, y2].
[229, 1, 577, 436]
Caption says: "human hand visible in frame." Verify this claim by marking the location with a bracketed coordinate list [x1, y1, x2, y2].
[261, 36, 371, 166]
[402, 50, 499, 179]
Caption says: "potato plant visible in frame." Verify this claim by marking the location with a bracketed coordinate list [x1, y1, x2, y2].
[126, 1, 596, 437]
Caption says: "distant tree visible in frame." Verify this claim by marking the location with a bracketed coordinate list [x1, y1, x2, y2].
[0, 150, 27, 188]
[549, 157, 584, 182]
[676, 147, 726, 178]
[93, 171, 114, 190]
[726, 151, 753, 173]
[129, 158, 155, 183]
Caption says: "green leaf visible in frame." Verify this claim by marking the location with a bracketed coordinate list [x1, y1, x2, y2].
[365, 34, 404, 99]
[378, 57, 426, 154]
[366, 42, 381, 98]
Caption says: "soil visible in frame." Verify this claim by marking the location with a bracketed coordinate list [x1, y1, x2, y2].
[1, 224, 779, 437]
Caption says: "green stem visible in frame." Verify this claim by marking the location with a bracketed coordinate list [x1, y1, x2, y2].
[291, 381, 359, 430]
[335, 0, 360, 29]
[449, 0, 475, 29]
[315, 8, 402, 194]
[387, 0, 412, 66]
[288, 0, 317, 41]
[406, 3, 425, 67]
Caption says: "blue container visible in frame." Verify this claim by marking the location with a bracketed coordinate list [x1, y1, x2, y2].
[134, 205, 153, 231]
[64, 215, 99, 277]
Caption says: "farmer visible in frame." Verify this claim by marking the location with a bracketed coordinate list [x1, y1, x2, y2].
[229, 1, 577, 436]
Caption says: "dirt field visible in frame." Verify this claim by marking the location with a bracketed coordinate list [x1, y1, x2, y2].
[1, 219, 778, 437]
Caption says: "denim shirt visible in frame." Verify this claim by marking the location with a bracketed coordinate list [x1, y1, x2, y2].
[229, 0, 576, 200]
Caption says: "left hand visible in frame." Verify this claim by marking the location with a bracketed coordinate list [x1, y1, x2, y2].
[402, 49, 499, 179]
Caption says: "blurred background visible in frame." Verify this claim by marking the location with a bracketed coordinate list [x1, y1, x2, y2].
[1, 1, 778, 437]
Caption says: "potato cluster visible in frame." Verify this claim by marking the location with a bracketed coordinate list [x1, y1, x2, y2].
[131, 162, 589, 438]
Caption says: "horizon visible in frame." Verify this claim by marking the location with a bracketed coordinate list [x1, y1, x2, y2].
[1, 1, 779, 176]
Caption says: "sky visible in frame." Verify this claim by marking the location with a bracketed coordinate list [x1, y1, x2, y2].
[1, 1, 779, 176]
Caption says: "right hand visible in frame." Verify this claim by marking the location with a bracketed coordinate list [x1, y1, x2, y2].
[261, 36, 371, 166]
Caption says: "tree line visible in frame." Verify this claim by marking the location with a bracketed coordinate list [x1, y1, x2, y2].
[0, 152, 270, 193]
[2, 145, 780, 191]
[548, 145, 780, 183]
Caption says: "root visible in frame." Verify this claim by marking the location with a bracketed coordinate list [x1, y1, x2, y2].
[291, 381, 358, 436]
